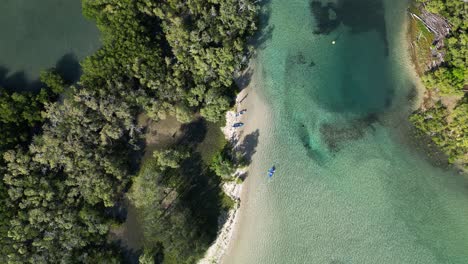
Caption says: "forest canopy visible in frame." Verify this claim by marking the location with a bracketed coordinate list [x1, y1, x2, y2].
[0, 0, 258, 263]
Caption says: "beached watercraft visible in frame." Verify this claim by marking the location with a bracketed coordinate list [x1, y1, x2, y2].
[233, 122, 244, 128]
[236, 109, 247, 117]
[268, 166, 276, 178]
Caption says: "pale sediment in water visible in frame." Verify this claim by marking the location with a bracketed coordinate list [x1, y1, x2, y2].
[222, 0, 468, 263]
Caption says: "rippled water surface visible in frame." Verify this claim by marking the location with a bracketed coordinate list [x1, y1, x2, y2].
[225, 0, 468, 263]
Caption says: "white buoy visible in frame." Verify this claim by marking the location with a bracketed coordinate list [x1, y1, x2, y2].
[332, 40, 336, 45]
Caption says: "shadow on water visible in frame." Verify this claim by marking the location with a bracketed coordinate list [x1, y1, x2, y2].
[177, 118, 208, 147]
[292, 51, 316, 67]
[0, 52, 81, 92]
[249, 0, 274, 50]
[281, 0, 395, 153]
[118, 117, 229, 262]
[310, 1, 340, 35]
[119, 246, 142, 264]
[310, 0, 389, 56]
[54, 53, 82, 84]
[172, 118, 242, 249]
[0, 66, 42, 92]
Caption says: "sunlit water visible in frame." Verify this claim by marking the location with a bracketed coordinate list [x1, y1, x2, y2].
[0, 0, 100, 91]
[224, 0, 468, 263]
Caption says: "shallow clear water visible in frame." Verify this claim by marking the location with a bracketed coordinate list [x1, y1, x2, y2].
[225, 0, 468, 263]
[0, 0, 100, 91]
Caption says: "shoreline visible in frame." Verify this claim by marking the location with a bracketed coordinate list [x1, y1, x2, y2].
[198, 87, 252, 264]
[404, 1, 467, 175]
[199, 61, 271, 263]
[203, 1, 466, 263]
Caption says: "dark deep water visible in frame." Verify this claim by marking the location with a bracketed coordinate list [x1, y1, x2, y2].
[0, 0, 100, 91]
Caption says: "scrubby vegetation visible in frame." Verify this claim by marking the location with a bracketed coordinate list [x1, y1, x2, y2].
[410, 0, 467, 171]
[0, 0, 258, 263]
[408, 6, 434, 75]
[415, 0, 467, 96]
[410, 98, 467, 168]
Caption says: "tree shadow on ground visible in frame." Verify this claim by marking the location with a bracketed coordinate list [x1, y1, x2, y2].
[235, 66, 254, 91]
[169, 118, 226, 241]
[236, 129, 260, 164]
[117, 243, 142, 264]
[177, 118, 207, 148]
[179, 152, 224, 240]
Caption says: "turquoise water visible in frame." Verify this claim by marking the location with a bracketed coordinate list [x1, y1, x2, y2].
[225, 0, 468, 263]
[0, 0, 100, 91]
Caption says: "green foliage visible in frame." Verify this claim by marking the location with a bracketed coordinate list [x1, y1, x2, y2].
[209, 141, 248, 181]
[82, 0, 257, 123]
[0, 148, 120, 263]
[411, 0, 467, 172]
[139, 249, 156, 264]
[415, 0, 467, 96]
[410, 100, 468, 168]
[220, 192, 235, 210]
[0, 69, 65, 152]
[0, 88, 43, 151]
[210, 151, 236, 180]
[129, 158, 215, 264]
[422, 66, 466, 96]
[39, 69, 65, 94]
[0, 0, 257, 262]
[0, 74, 66, 261]
[153, 149, 190, 169]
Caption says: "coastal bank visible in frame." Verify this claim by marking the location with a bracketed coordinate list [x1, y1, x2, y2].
[407, 0, 467, 174]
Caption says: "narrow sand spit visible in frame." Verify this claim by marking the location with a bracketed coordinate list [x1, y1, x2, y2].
[198, 88, 250, 264]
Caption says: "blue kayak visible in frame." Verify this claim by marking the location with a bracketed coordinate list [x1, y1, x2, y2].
[236, 109, 247, 117]
[233, 122, 244, 128]
[268, 166, 276, 178]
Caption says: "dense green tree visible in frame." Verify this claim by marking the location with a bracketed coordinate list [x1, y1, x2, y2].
[0, 88, 43, 151]
[139, 249, 156, 264]
[153, 149, 190, 169]
[0, 0, 258, 262]
[210, 151, 236, 180]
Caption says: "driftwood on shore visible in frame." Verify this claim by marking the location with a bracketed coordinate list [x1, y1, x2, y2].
[409, 5, 451, 71]
[415, 8, 450, 40]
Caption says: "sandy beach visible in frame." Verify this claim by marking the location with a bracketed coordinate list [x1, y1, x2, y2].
[198, 62, 271, 263]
